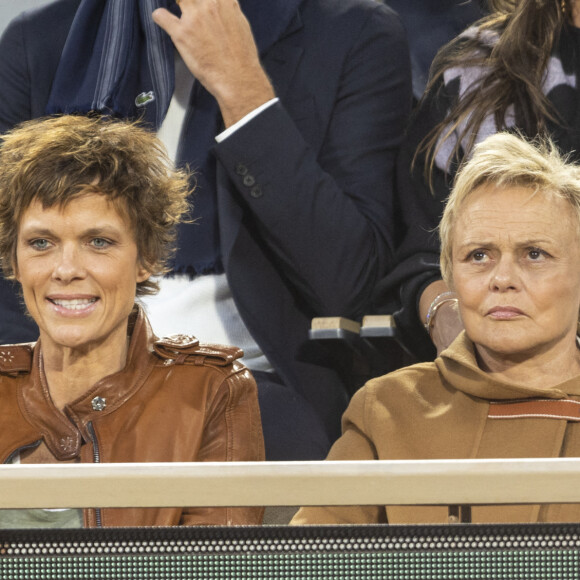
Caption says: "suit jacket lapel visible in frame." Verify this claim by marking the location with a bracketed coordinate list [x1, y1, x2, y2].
[262, 10, 304, 101]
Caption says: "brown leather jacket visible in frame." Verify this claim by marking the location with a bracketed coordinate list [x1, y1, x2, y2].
[0, 305, 265, 527]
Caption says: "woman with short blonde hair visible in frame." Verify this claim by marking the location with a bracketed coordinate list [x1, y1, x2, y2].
[293, 132, 580, 525]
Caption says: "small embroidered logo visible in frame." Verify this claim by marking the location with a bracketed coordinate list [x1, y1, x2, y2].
[0, 350, 15, 365]
[60, 436, 75, 453]
[135, 91, 155, 108]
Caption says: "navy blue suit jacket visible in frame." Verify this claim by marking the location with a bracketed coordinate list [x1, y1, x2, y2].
[0, 0, 411, 441]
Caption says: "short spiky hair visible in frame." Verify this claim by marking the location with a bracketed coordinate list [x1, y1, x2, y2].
[0, 115, 191, 296]
[440, 132, 580, 286]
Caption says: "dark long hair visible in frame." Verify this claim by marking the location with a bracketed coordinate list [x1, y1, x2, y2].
[420, 0, 566, 186]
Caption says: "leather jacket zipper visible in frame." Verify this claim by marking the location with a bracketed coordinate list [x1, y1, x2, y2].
[3, 440, 42, 464]
[86, 421, 103, 527]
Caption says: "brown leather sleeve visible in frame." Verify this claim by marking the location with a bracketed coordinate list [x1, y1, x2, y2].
[179, 363, 265, 526]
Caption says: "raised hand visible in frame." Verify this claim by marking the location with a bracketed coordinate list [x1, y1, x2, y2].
[152, 0, 275, 127]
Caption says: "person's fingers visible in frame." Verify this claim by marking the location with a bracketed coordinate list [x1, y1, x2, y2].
[152, 7, 180, 34]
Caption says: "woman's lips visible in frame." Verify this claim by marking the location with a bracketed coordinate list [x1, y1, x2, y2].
[486, 306, 524, 319]
[47, 296, 99, 316]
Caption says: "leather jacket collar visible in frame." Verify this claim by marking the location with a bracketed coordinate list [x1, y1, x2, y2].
[16, 306, 157, 460]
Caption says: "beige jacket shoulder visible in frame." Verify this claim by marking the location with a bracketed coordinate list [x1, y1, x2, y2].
[293, 333, 580, 525]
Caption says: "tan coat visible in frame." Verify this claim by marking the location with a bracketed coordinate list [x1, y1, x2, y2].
[0, 306, 264, 527]
[292, 332, 580, 524]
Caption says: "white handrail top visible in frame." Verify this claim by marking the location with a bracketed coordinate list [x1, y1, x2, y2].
[1, 458, 579, 509]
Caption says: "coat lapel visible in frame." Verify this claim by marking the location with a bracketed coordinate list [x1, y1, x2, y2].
[262, 10, 304, 101]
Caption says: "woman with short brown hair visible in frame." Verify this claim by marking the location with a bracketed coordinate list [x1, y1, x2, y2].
[0, 115, 264, 528]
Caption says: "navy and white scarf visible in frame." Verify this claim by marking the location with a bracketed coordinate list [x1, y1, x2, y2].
[46, 0, 303, 274]
[434, 24, 580, 173]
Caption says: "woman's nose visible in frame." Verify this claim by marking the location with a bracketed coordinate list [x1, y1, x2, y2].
[51, 246, 86, 282]
[489, 257, 519, 292]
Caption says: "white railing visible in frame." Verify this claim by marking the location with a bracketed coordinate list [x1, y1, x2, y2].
[1, 458, 580, 509]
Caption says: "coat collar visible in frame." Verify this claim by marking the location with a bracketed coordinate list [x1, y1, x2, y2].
[436, 332, 580, 400]
[17, 305, 157, 460]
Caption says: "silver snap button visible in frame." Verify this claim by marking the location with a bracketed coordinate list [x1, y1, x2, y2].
[91, 396, 106, 411]
[163, 359, 175, 366]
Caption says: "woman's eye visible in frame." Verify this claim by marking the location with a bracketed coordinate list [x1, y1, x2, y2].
[90, 238, 111, 249]
[528, 248, 545, 260]
[30, 239, 50, 250]
[470, 250, 487, 262]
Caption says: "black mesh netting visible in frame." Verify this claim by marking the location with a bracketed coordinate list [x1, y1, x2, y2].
[1, 523, 579, 579]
